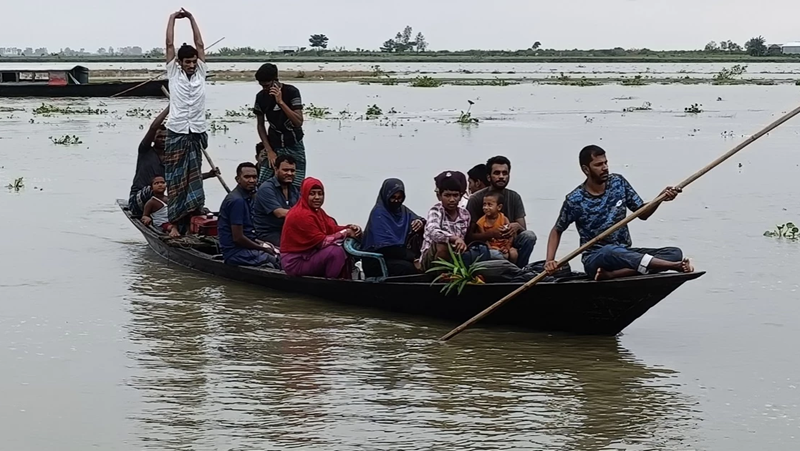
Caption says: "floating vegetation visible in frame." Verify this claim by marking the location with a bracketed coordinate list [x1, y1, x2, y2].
[684, 103, 703, 114]
[552, 73, 600, 87]
[410, 76, 442, 88]
[125, 107, 156, 119]
[209, 121, 229, 133]
[0, 106, 25, 113]
[620, 74, 647, 86]
[33, 103, 108, 116]
[623, 101, 652, 112]
[49, 135, 83, 145]
[306, 104, 330, 119]
[365, 104, 383, 119]
[456, 100, 479, 125]
[224, 106, 255, 119]
[712, 64, 747, 85]
[764, 222, 799, 240]
[295, 70, 306, 78]
[381, 77, 399, 85]
[453, 78, 517, 86]
[6, 177, 24, 192]
[387, 107, 398, 114]
[426, 244, 487, 295]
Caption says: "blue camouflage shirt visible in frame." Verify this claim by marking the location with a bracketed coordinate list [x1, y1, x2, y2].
[555, 173, 646, 260]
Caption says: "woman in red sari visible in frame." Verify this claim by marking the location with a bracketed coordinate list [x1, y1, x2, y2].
[280, 177, 362, 278]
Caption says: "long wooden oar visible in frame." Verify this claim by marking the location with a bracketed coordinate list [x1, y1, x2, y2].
[440, 103, 800, 342]
[160, 85, 231, 194]
[110, 36, 226, 98]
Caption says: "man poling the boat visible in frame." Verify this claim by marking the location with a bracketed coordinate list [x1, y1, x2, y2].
[163, 7, 209, 238]
[544, 145, 694, 281]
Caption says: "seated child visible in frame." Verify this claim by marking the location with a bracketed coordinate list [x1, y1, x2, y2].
[476, 191, 518, 263]
[418, 171, 471, 272]
[141, 176, 173, 234]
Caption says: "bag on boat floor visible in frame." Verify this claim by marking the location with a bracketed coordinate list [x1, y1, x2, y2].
[191, 214, 218, 236]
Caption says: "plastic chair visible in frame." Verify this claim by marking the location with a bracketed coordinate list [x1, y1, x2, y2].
[343, 238, 388, 281]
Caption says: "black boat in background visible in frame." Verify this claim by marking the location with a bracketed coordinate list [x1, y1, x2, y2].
[117, 199, 705, 336]
[0, 65, 167, 97]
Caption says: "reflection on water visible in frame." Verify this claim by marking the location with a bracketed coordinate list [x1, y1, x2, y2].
[124, 246, 698, 450]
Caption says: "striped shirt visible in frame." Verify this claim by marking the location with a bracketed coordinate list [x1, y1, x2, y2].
[420, 203, 471, 256]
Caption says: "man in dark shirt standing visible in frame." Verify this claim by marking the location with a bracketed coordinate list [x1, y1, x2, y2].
[218, 162, 280, 268]
[253, 155, 300, 246]
[253, 63, 305, 189]
[466, 155, 537, 268]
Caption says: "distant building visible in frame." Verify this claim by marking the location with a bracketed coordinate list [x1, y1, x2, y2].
[278, 46, 299, 54]
[782, 42, 800, 54]
[0, 47, 22, 56]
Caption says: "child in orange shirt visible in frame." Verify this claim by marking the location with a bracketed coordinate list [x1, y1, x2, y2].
[476, 192, 518, 263]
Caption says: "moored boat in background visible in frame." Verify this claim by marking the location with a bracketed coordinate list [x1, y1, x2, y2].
[0, 65, 168, 97]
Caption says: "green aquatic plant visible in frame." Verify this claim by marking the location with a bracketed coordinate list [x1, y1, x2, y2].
[306, 104, 330, 119]
[49, 135, 83, 145]
[410, 76, 442, 88]
[6, 177, 24, 192]
[125, 107, 155, 119]
[764, 222, 799, 240]
[224, 106, 254, 118]
[208, 121, 229, 133]
[34, 103, 108, 116]
[684, 103, 703, 114]
[621, 74, 647, 86]
[456, 100, 479, 124]
[365, 104, 383, 118]
[426, 244, 488, 295]
[712, 64, 747, 84]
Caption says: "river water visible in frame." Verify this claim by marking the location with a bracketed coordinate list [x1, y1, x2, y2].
[1, 79, 799, 450]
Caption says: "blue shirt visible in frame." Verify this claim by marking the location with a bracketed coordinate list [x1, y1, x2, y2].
[218, 186, 258, 261]
[555, 173, 645, 261]
[253, 176, 300, 246]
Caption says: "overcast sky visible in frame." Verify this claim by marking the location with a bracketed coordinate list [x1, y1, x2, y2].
[4, 0, 799, 51]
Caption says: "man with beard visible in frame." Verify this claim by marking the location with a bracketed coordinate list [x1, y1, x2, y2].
[544, 145, 694, 281]
[253, 154, 300, 246]
[218, 162, 280, 268]
[466, 156, 538, 267]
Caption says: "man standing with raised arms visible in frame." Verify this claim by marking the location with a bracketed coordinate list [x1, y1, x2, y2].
[163, 8, 208, 237]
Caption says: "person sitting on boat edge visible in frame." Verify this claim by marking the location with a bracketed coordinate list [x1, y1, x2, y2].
[254, 63, 306, 189]
[361, 178, 426, 278]
[466, 155, 537, 268]
[253, 154, 300, 247]
[128, 106, 217, 216]
[140, 176, 174, 233]
[164, 8, 210, 238]
[217, 162, 280, 268]
[544, 144, 694, 281]
[280, 177, 362, 278]
[418, 171, 472, 272]
[476, 191, 518, 264]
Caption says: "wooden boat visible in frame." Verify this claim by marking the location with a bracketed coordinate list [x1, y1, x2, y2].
[0, 65, 167, 97]
[117, 199, 705, 336]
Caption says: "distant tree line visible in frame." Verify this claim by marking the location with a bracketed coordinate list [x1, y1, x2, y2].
[704, 36, 785, 57]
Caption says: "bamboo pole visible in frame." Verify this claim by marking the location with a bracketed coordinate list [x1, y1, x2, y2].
[439, 103, 800, 342]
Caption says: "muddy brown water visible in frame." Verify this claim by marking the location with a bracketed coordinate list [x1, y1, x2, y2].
[1, 80, 799, 450]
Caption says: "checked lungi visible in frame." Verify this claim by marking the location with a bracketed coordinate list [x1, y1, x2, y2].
[163, 130, 208, 223]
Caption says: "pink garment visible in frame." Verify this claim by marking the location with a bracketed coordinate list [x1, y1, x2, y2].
[281, 245, 350, 279]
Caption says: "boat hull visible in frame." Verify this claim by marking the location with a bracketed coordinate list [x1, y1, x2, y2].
[118, 200, 704, 335]
[0, 80, 167, 98]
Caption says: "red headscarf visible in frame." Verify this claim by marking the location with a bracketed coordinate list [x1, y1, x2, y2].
[280, 177, 347, 253]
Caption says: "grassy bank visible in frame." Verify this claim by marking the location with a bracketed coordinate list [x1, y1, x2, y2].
[4, 53, 800, 64]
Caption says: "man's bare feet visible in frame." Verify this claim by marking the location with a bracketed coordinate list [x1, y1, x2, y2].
[168, 227, 181, 238]
[681, 258, 694, 273]
[595, 268, 610, 281]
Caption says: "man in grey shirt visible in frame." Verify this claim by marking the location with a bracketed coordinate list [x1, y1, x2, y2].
[466, 155, 537, 267]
